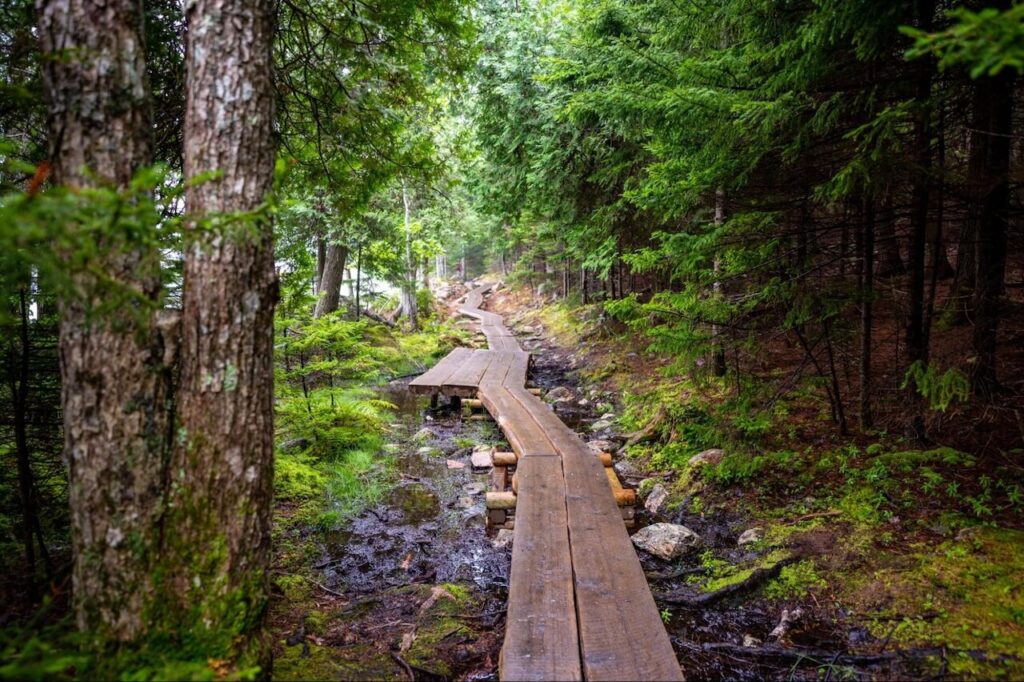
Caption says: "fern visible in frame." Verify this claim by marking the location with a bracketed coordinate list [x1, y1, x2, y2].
[901, 361, 970, 412]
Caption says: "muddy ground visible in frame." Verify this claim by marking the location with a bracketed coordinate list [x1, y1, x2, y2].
[271, 289, 939, 681]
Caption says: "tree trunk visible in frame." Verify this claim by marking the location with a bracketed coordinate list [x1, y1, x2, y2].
[860, 199, 875, 431]
[355, 242, 362, 320]
[904, 2, 934, 440]
[11, 288, 38, 602]
[37, 0, 175, 640]
[400, 181, 418, 330]
[314, 242, 347, 317]
[875, 197, 904, 277]
[969, 64, 1014, 396]
[315, 237, 326, 293]
[712, 188, 727, 377]
[172, 0, 276, 651]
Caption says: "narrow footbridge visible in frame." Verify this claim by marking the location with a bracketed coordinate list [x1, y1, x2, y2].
[410, 284, 683, 681]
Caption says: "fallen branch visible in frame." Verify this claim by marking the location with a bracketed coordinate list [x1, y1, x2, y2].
[622, 405, 667, 448]
[303, 576, 344, 598]
[783, 510, 842, 525]
[644, 566, 709, 581]
[654, 556, 799, 606]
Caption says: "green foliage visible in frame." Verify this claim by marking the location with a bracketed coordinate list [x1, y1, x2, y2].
[902, 361, 970, 412]
[903, 5, 1024, 77]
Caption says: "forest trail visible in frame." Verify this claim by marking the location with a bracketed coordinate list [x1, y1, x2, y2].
[411, 284, 683, 681]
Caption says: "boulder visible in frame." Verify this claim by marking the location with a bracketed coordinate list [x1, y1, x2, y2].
[492, 529, 514, 549]
[590, 419, 614, 432]
[545, 386, 574, 402]
[518, 325, 535, 334]
[413, 427, 434, 443]
[689, 448, 725, 467]
[631, 523, 702, 561]
[644, 483, 670, 515]
[737, 527, 764, 546]
[613, 459, 642, 481]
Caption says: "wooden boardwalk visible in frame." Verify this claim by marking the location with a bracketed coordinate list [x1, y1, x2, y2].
[411, 284, 683, 681]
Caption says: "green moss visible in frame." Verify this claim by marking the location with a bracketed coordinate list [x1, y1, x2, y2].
[764, 560, 827, 599]
[275, 641, 395, 681]
[843, 528, 1024, 679]
[276, 575, 312, 602]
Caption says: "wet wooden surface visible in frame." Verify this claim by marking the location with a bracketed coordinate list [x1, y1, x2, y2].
[412, 283, 683, 681]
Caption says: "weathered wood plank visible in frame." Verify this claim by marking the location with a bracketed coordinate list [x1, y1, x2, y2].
[443, 349, 496, 397]
[508, 387, 684, 681]
[478, 384, 556, 459]
[408, 347, 473, 394]
[499, 455, 581, 682]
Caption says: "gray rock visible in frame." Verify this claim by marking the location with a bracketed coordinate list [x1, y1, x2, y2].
[644, 483, 670, 515]
[278, 438, 310, 452]
[455, 496, 475, 509]
[492, 529, 514, 549]
[417, 446, 437, 455]
[464, 482, 486, 495]
[613, 459, 642, 481]
[590, 419, 614, 432]
[737, 527, 764, 546]
[577, 398, 590, 406]
[743, 634, 762, 648]
[587, 439, 617, 454]
[689, 448, 725, 467]
[518, 325, 535, 334]
[631, 523, 702, 561]
[471, 445, 494, 471]
[413, 427, 434, 443]
[545, 386, 574, 402]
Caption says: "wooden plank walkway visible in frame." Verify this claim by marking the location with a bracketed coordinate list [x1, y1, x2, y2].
[413, 283, 683, 681]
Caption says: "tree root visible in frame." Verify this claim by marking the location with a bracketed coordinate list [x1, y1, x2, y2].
[654, 556, 799, 606]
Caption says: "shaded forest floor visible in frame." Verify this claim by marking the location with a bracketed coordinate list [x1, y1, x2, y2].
[489, 284, 1024, 681]
[269, 281, 1022, 681]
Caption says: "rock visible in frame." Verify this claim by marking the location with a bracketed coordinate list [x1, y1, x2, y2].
[278, 438, 310, 452]
[413, 427, 434, 443]
[631, 523, 702, 561]
[743, 634, 762, 648]
[446, 459, 465, 469]
[587, 439, 617, 454]
[577, 398, 590, 406]
[590, 419, 614, 432]
[471, 445, 494, 472]
[644, 484, 670, 515]
[492, 529, 514, 549]
[613, 459, 642, 481]
[545, 386, 574, 402]
[464, 482, 486, 495]
[689, 448, 725, 467]
[455, 496, 475, 509]
[417, 446, 436, 455]
[737, 527, 764, 546]
[518, 325, 535, 334]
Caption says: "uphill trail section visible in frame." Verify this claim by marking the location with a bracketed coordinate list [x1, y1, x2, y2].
[410, 283, 684, 681]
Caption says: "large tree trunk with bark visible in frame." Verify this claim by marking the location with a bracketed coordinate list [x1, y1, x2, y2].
[968, 63, 1013, 397]
[37, 0, 175, 640]
[171, 0, 277, 649]
[314, 242, 347, 317]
